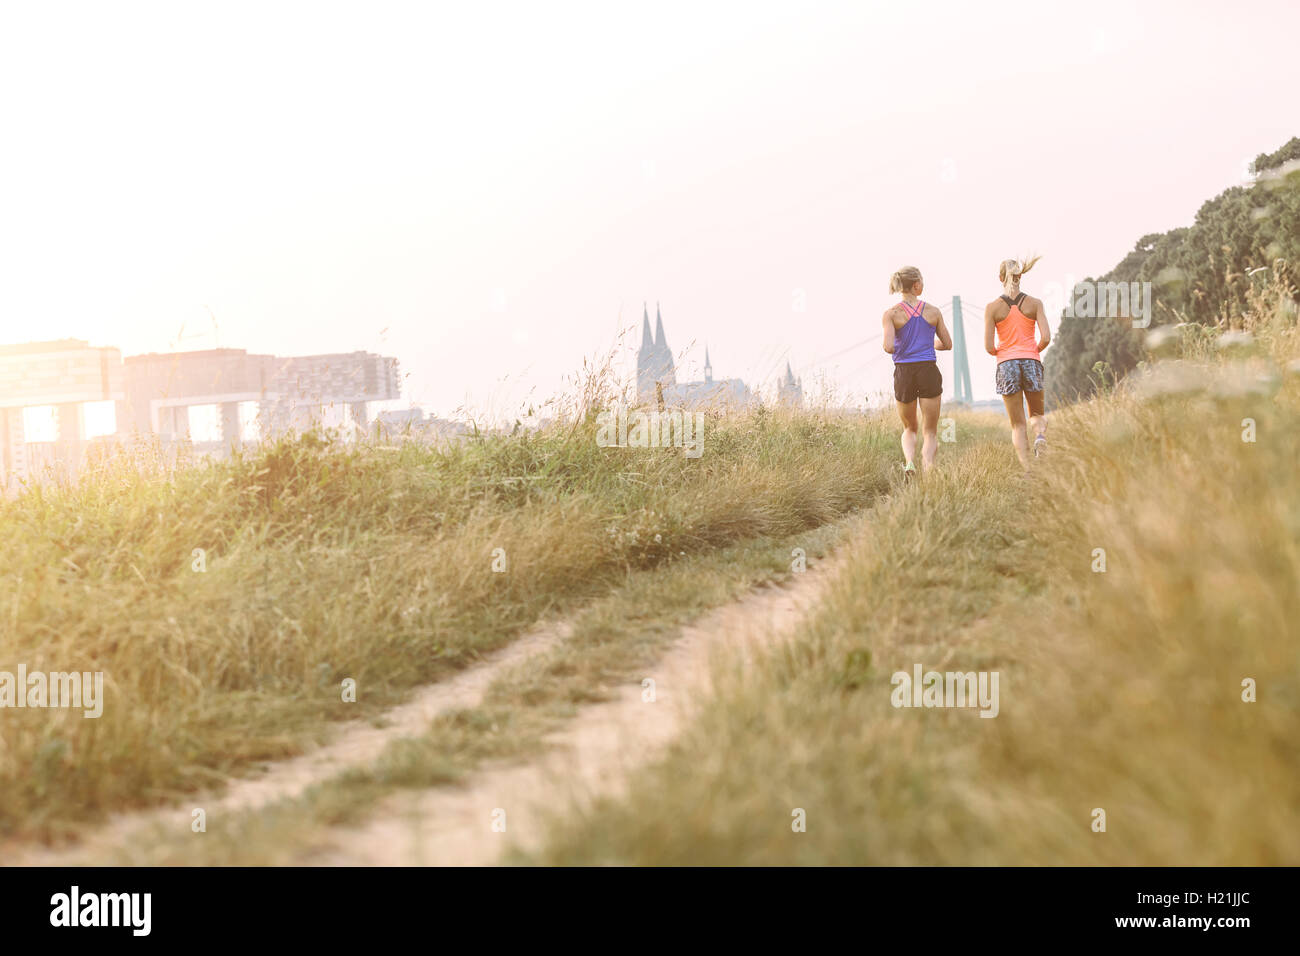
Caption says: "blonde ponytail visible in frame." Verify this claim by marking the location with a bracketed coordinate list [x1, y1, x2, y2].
[999, 254, 1042, 283]
[889, 266, 923, 294]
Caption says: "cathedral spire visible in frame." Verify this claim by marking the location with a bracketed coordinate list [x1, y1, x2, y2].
[654, 303, 672, 375]
[639, 303, 653, 353]
[653, 303, 674, 387]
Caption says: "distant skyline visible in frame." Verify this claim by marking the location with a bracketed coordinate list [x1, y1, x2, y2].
[1, 0, 1296, 421]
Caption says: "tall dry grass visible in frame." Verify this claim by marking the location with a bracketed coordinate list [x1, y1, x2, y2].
[0, 399, 897, 840]
[531, 291, 1300, 865]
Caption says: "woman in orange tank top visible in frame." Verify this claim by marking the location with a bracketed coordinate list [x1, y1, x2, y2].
[983, 256, 1050, 471]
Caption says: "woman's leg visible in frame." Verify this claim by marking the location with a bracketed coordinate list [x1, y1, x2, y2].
[1025, 389, 1047, 451]
[918, 395, 942, 470]
[896, 400, 918, 466]
[1001, 392, 1030, 470]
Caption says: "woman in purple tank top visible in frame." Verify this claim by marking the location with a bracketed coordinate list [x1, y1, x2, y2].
[881, 266, 952, 475]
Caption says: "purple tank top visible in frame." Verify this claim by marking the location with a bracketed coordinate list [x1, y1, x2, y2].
[893, 300, 937, 364]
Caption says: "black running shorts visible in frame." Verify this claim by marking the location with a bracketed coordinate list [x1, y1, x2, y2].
[893, 360, 943, 403]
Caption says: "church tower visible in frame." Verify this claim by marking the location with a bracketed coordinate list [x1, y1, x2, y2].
[637, 302, 675, 402]
[778, 360, 804, 408]
[631, 302, 753, 409]
[653, 303, 675, 388]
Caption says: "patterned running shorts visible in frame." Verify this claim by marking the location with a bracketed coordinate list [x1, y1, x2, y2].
[995, 358, 1044, 395]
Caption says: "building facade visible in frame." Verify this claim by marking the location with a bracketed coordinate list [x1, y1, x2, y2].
[635, 304, 752, 409]
[777, 361, 805, 408]
[0, 340, 400, 489]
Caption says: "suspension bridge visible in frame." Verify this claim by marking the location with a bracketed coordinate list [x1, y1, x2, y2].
[761, 295, 976, 405]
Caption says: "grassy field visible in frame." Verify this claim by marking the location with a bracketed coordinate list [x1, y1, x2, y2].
[20, 414, 1007, 865]
[0, 403, 897, 842]
[81, 516, 858, 865]
[527, 289, 1300, 865]
[4, 280, 1297, 866]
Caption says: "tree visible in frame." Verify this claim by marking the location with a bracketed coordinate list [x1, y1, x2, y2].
[1047, 136, 1300, 404]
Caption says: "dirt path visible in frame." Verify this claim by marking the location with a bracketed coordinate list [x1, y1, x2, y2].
[309, 543, 849, 866]
[7, 618, 573, 865]
[9, 511, 863, 867]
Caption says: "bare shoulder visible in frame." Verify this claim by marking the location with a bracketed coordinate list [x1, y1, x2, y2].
[923, 302, 944, 324]
[883, 304, 903, 324]
[1023, 294, 1047, 317]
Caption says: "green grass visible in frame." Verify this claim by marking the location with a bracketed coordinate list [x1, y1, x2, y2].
[526, 307, 1300, 865]
[0, 405, 897, 841]
[12, 289, 1296, 866]
[79, 517, 858, 865]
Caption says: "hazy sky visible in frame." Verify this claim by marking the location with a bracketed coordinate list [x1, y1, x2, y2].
[1, 0, 1295, 419]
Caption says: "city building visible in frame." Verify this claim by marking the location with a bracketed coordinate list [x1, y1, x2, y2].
[0, 339, 400, 489]
[635, 304, 752, 409]
[777, 361, 805, 408]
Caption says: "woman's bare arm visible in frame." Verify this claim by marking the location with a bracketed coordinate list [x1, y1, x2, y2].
[984, 303, 998, 356]
[931, 307, 953, 350]
[882, 309, 896, 354]
[1031, 296, 1052, 353]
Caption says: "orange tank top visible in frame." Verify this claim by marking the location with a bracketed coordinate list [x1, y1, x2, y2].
[995, 293, 1041, 363]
